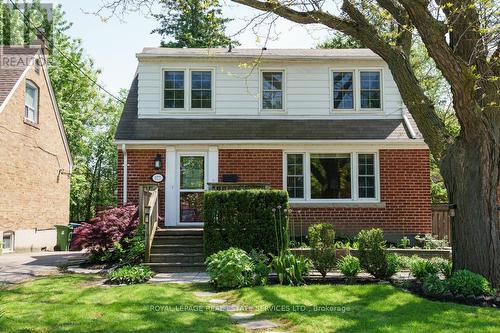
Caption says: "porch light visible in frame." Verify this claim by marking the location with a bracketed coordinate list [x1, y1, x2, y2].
[154, 154, 162, 170]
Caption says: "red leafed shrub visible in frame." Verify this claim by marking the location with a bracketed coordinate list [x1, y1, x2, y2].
[71, 205, 139, 253]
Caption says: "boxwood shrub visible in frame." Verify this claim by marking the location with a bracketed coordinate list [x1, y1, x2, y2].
[203, 190, 289, 256]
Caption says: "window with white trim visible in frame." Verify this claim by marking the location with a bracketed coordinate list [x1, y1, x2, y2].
[163, 70, 185, 108]
[332, 71, 354, 109]
[191, 70, 212, 109]
[286, 154, 304, 199]
[360, 71, 381, 109]
[284, 152, 378, 202]
[25, 81, 38, 122]
[3, 231, 14, 252]
[262, 71, 283, 110]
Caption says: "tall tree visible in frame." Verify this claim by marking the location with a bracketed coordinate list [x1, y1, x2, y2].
[152, 0, 237, 47]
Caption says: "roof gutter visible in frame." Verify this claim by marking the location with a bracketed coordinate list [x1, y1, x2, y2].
[121, 144, 128, 205]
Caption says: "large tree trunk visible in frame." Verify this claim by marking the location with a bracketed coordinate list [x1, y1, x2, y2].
[441, 128, 500, 288]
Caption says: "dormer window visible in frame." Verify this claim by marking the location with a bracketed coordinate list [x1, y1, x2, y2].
[163, 70, 185, 109]
[261, 71, 284, 110]
[25, 80, 39, 123]
[360, 71, 381, 109]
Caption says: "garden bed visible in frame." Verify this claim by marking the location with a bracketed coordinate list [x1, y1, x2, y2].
[290, 247, 452, 260]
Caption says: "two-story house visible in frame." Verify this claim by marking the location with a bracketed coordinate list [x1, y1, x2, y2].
[0, 46, 72, 252]
[115, 48, 432, 242]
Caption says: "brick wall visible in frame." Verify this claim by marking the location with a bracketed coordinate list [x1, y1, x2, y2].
[0, 59, 71, 246]
[117, 150, 165, 217]
[291, 149, 432, 238]
[218, 149, 283, 188]
[117, 148, 433, 237]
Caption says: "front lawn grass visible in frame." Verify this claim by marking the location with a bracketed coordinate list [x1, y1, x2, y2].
[0, 274, 498, 333]
[222, 284, 500, 332]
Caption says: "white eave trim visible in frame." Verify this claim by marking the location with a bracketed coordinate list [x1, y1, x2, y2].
[115, 139, 428, 147]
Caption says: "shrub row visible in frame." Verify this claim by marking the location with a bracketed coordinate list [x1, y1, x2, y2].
[203, 190, 289, 256]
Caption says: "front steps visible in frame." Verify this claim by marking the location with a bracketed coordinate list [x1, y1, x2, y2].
[146, 228, 205, 273]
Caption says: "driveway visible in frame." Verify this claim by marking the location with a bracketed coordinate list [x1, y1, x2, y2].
[0, 251, 85, 285]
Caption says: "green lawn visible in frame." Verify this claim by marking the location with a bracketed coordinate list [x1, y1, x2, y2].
[0, 275, 498, 333]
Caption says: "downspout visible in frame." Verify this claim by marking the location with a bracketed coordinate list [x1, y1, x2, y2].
[121, 144, 128, 205]
[401, 103, 416, 139]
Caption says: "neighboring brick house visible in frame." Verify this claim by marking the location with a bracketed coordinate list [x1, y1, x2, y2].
[0, 46, 72, 252]
[115, 48, 432, 241]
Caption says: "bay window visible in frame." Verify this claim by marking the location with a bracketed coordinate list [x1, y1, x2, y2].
[284, 152, 378, 202]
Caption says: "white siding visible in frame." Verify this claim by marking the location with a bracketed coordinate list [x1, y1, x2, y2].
[137, 58, 404, 118]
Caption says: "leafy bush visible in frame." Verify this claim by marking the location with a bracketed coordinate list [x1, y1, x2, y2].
[385, 253, 400, 277]
[394, 254, 417, 270]
[410, 257, 439, 280]
[249, 249, 271, 286]
[72, 205, 139, 261]
[357, 229, 396, 279]
[430, 257, 452, 278]
[336, 255, 360, 278]
[447, 270, 494, 296]
[397, 236, 410, 249]
[422, 274, 448, 296]
[271, 250, 312, 285]
[203, 190, 289, 256]
[415, 234, 449, 249]
[308, 224, 336, 277]
[107, 265, 153, 284]
[206, 248, 255, 289]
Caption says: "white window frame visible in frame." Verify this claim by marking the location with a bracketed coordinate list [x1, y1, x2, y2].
[359, 69, 383, 111]
[329, 68, 384, 113]
[188, 68, 215, 112]
[2, 231, 15, 253]
[330, 69, 356, 111]
[283, 150, 380, 203]
[25, 80, 39, 123]
[161, 68, 188, 111]
[260, 69, 286, 113]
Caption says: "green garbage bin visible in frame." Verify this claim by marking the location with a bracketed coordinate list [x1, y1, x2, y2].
[55, 225, 71, 251]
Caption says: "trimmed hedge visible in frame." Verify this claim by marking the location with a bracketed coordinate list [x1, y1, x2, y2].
[203, 190, 289, 256]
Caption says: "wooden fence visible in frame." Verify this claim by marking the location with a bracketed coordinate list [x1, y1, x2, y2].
[432, 204, 451, 244]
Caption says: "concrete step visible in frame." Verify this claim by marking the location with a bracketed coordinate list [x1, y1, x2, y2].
[150, 253, 205, 263]
[152, 235, 203, 246]
[155, 228, 203, 237]
[151, 244, 204, 254]
[146, 262, 205, 273]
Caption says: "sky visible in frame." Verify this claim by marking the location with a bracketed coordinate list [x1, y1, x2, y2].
[51, 0, 331, 95]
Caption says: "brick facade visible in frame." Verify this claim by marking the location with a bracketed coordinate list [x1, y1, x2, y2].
[0, 59, 71, 251]
[291, 149, 432, 238]
[117, 149, 165, 218]
[218, 149, 283, 188]
[117, 148, 433, 238]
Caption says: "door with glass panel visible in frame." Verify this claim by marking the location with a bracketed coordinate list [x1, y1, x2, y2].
[178, 154, 206, 224]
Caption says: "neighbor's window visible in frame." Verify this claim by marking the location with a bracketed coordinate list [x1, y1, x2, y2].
[3, 231, 14, 252]
[310, 154, 352, 199]
[358, 154, 376, 198]
[286, 154, 304, 199]
[262, 71, 283, 110]
[191, 71, 212, 109]
[25, 81, 38, 122]
[164, 70, 185, 108]
[360, 71, 381, 109]
[333, 71, 354, 109]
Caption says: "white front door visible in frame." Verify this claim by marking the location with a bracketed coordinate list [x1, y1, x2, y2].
[177, 153, 206, 225]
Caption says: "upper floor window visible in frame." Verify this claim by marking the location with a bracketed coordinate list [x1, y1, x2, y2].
[333, 71, 354, 109]
[191, 71, 212, 109]
[25, 80, 38, 123]
[360, 71, 381, 109]
[262, 71, 283, 110]
[164, 70, 185, 108]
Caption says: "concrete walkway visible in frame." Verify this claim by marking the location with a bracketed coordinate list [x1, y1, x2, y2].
[149, 272, 209, 283]
[0, 251, 85, 285]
